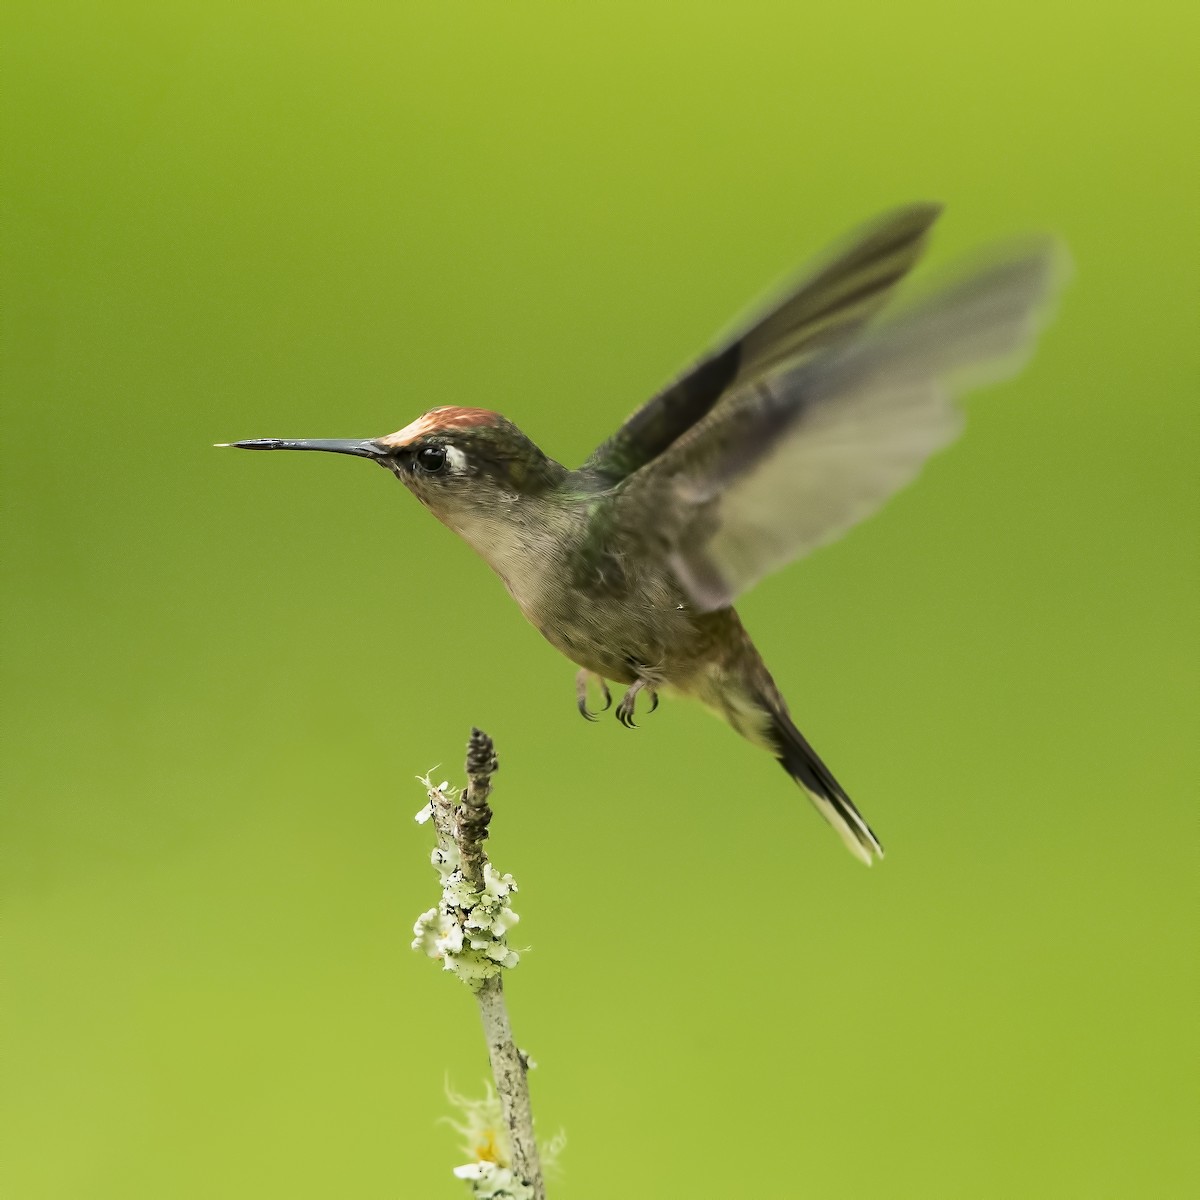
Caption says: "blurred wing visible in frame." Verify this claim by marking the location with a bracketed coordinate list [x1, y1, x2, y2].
[627, 241, 1065, 611]
[583, 203, 943, 481]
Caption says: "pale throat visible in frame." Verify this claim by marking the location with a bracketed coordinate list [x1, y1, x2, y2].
[433, 494, 565, 613]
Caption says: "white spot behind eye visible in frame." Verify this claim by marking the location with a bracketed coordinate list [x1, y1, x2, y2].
[444, 444, 467, 473]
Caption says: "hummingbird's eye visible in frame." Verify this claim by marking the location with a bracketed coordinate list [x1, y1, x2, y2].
[415, 445, 448, 473]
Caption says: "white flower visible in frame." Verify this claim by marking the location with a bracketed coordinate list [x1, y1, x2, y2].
[450, 1161, 533, 1199]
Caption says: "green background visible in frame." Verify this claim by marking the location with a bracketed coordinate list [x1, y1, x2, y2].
[4, 3, 1196, 1196]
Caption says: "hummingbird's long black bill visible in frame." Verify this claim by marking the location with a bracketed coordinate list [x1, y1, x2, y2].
[216, 438, 383, 458]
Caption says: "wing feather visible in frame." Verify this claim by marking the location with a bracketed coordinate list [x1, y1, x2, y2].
[624, 241, 1066, 611]
[583, 204, 943, 481]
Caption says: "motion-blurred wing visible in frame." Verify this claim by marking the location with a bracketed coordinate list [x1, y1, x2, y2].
[583, 204, 943, 482]
[629, 242, 1064, 611]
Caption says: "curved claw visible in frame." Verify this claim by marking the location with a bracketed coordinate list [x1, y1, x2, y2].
[576, 670, 611, 722]
[615, 678, 658, 729]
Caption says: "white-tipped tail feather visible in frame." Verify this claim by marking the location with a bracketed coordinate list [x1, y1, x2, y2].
[800, 782, 884, 866]
[768, 705, 884, 865]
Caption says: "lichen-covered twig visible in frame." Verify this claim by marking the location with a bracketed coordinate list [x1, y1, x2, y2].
[413, 729, 546, 1200]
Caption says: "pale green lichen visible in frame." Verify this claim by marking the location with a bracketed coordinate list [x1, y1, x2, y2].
[412, 779, 521, 985]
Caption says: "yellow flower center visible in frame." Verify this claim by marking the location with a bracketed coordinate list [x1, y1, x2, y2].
[473, 1128, 504, 1165]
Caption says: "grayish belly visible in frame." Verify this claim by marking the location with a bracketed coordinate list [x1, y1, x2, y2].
[527, 573, 698, 684]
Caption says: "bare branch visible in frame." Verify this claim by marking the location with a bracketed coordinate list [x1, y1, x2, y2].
[477, 974, 543, 1198]
[457, 727, 497, 891]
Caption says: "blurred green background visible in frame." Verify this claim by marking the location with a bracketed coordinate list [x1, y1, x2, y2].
[4, 2, 1196, 1196]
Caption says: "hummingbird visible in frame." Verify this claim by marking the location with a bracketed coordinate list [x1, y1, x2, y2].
[222, 205, 1062, 864]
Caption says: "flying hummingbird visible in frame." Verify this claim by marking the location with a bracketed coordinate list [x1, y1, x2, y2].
[222, 205, 1062, 864]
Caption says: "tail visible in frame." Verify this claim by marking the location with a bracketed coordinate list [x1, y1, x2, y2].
[767, 706, 884, 866]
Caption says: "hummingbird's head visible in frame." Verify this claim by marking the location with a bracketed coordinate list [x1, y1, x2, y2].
[371, 407, 564, 514]
[222, 406, 565, 544]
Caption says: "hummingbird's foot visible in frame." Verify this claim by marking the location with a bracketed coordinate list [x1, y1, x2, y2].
[615, 678, 658, 729]
[575, 670, 612, 722]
